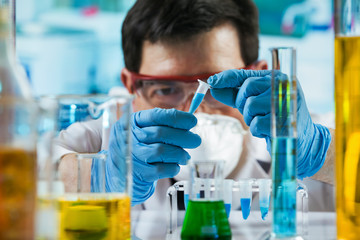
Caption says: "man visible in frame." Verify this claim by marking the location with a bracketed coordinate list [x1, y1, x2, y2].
[57, 0, 334, 210]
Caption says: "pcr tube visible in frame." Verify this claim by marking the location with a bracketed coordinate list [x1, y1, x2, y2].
[223, 179, 233, 218]
[239, 179, 253, 220]
[188, 80, 211, 114]
[258, 179, 272, 220]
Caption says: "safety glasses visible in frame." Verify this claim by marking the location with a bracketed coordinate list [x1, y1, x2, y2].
[128, 67, 251, 109]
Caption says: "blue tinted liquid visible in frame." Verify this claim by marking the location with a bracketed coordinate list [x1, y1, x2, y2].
[184, 194, 189, 209]
[189, 93, 205, 114]
[260, 206, 269, 220]
[260, 197, 270, 220]
[272, 137, 297, 237]
[240, 198, 251, 220]
[224, 203, 231, 218]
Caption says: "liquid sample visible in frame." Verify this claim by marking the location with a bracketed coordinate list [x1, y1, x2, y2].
[181, 200, 231, 240]
[260, 197, 270, 220]
[260, 207, 269, 220]
[0, 148, 36, 239]
[184, 194, 189, 209]
[335, 36, 360, 239]
[58, 193, 131, 240]
[240, 198, 251, 220]
[272, 137, 297, 237]
[224, 203, 231, 218]
[189, 93, 205, 114]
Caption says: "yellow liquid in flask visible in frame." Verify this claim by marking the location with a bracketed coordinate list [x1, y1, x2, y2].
[335, 36, 360, 239]
[57, 193, 131, 240]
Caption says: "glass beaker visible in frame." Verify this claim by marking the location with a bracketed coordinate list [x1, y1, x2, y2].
[335, 0, 360, 238]
[270, 47, 298, 239]
[38, 94, 132, 240]
[0, 98, 38, 239]
[181, 160, 231, 240]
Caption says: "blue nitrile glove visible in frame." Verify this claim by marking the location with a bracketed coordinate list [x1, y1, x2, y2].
[93, 108, 201, 205]
[207, 69, 331, 179]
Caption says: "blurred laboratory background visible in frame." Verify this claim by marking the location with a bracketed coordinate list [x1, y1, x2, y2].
[16, 0, 334, 116]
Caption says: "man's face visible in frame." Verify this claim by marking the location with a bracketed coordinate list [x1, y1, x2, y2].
[123, 22, 256, 124]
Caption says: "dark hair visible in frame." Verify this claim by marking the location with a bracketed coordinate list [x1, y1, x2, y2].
[122, 0, 259, 72]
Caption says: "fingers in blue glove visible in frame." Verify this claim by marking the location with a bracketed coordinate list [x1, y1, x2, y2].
[208, 69, 272, 108]
[249, 114, 271, 139]
[133, 159, 180, 183]
[134, 143, 191, 165]
[133, 125, 201, 149]
[208, 69, 271, 88]
[242, 89, 271, 126]
[134, 108, 197, 130]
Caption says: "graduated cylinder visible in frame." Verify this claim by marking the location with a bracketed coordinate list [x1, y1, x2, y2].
[271, 47, 298, 238]
[334, 0, 360, 239]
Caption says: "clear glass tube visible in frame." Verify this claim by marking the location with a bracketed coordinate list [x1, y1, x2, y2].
[271, 47, 298, 239]
[335, 0, 360, 238]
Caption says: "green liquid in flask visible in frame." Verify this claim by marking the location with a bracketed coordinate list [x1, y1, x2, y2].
[181, 200, 231, 240]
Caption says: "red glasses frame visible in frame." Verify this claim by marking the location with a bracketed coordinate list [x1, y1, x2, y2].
[127, 65, 253, 86]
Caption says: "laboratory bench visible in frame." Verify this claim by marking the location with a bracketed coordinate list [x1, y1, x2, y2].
[132, 210, 336, 240]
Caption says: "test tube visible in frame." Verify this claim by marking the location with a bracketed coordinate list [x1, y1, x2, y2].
[223, 179, 233, 218]
[188, 80, 211, 114]
[258, 179, 272, 220]
[239, 179, 253, 220]
[270, 47, 298, 238]
[183, 181, 189, 209]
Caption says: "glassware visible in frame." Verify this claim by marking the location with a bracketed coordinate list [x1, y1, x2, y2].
[270, 47, 299, 239]
[0, 98, 38, 239]
[37, 94, 132, 240]
[181, 161, 232, 240]
[334, 0, 360, 238]
[0, 0, 32, 99]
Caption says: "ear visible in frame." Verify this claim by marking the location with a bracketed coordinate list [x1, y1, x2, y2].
[121, 68, 135, 94]
[252, 60, 268, 70]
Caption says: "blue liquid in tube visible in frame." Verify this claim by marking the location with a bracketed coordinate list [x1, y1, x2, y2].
[260, 206, 269, 220]
[224, 203, 231, 218]
[189, 93, 205, 114]
[240, 198, 251, 220]
[260, 197, 270, 220]
[272, 137, 297, 237]
[184, 194, 189, 209]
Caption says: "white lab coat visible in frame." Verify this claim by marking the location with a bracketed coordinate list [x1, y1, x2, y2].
[55, 109, 335, 212]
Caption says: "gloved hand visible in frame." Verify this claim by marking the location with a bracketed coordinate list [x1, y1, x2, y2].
[207, 69, 331, 179]
[93, 108, 201, 205]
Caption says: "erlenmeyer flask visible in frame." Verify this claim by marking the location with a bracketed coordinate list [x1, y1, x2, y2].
[181, 161, 231, 240]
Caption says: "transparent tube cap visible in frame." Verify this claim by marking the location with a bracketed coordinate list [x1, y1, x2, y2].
[196, 80, 211, 94]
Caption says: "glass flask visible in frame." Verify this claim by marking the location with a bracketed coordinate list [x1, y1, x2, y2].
[181, 160, 231, 240]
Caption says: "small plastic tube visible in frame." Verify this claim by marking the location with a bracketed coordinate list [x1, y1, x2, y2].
[188, 80, 211, 114]
[183, 181, 189, 209]
[258, 179, 272, 220]
[239, 179, 253, 220]
[223, 179, 233, 218]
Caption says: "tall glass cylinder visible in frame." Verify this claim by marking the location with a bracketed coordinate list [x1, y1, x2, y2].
[271, 47, 298, 238]
[181, 161, 231, 240]
[0, 0, 32, 98]
[335, 0, 360, 238]
[0, 99, 38, 239]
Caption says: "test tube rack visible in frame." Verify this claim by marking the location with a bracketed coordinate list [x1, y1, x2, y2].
[166, 179, 308, 240]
